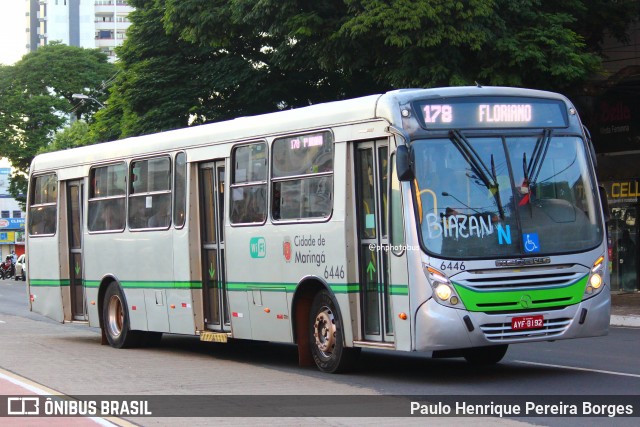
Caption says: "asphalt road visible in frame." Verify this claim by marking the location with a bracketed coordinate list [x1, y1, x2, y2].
[0, 277, 638, 426]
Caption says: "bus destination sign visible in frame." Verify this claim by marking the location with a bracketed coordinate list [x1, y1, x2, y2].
[415, 96, 568, 129]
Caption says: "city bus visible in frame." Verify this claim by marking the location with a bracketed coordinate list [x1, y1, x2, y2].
[26, 86, 610, 373]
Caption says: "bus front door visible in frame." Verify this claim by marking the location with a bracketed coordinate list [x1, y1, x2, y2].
[67, 180, 86, 321]
[355, 141, 394, 343]
[199, 162, 230, 332]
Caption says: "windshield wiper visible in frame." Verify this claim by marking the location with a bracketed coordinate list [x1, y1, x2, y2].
[449, 130, 504, 219]
[449, 130, 494, 189]
[526, 129, 552, 185]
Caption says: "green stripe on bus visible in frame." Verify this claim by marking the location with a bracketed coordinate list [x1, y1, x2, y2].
[120, 281, 202, 289]
[29, 279, 70, 287]
[453, 275, 589, 312]
[390, 284, 409, 296]
[30, 279, 375, 294]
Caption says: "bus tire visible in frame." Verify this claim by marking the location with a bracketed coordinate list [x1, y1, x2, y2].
[463, 344, 508, 365]
[103, 283, 141, 348]
[309, 289, 359, 373]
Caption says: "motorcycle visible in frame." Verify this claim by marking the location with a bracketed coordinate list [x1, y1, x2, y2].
[0, 256, 15, 280]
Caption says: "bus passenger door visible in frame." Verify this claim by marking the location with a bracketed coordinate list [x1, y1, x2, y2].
[355, 141, 394, 343]
[67, 180, 86, 321]
[199, 161, 230, 332]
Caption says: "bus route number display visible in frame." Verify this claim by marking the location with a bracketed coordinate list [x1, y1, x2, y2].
[416, 96, 568, 129]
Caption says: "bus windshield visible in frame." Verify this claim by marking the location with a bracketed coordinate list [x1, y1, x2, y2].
[413, 134, 603, 258]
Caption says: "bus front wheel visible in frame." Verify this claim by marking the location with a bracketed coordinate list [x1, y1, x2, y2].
[103, 283, 141, 348]
[309, 289, 359, 373]
[463, 344, 508, 365]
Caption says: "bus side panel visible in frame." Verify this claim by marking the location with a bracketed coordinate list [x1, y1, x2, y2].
[127, 289, 148, 331]
[401, 180, 435, 351]
[125, 229, 173, 333]
[166, 185, 197, 335]
[386, 142, 412, 351]
[28, 236, 65, 323]
[338, 139, 358, 345]
[227, 290, 252, 339]
[247, 288, 291, 342]
[389, 251, 411, 351]
[86, 287, 100, 327]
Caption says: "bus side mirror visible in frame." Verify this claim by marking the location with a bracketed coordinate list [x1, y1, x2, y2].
[396, 145, 414, 181]
[598, 185, 610, 224]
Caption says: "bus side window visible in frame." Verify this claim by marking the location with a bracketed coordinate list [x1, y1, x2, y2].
[174, 152, 187, 228]
[271, 131, 333, 221]
[230, 142, 267, 224]
[128, 157, 172, 230]
[88, 163, 126, 232]
[28, 174, 58, 236]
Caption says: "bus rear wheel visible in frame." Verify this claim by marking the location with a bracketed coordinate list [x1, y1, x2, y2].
[103, 283, 141, 348]
[463, 344, 508, 365]
[309, 289, 359, 373]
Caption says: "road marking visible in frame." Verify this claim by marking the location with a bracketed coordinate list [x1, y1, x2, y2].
[0, 320, 5, 323]
[514, 360, 640, 378]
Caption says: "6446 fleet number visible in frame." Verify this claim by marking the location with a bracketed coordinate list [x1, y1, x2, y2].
[324, 265, 345, 280]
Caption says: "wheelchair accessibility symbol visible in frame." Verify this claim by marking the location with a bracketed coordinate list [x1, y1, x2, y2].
[523, 233, 540, 253]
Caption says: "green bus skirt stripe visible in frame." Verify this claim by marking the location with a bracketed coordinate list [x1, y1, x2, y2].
[29, 279, 70, 287]
[30, 279, 408, 295]
[31, 279, 364, 294]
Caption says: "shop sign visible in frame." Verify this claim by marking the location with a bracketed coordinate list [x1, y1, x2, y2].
[0, 218, 25, 230]
[604, 181, 640, 204]
[592, 95, 640, 154]
[0, 231, 15, 243]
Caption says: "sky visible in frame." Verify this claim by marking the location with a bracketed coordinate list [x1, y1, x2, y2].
[0, 0, 29, 65]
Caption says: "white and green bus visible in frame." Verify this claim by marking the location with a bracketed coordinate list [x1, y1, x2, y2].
[27, 86, 610, 373]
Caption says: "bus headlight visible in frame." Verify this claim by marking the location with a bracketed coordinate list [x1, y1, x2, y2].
[424, 265, 462, 307]
[584, 255, 606, 298]
[435, 284, 452, 300]
[589, 274, 603, 289]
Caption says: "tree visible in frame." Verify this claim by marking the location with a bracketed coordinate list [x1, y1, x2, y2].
[98, 0, 639, 140]
[93, 0, 366, 142]
[0, 43, 115, 202]
[42, 120, 93, 154]
[163, 0, 638, 91]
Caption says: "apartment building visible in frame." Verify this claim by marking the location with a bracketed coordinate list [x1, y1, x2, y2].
[27, 0, 134, 61]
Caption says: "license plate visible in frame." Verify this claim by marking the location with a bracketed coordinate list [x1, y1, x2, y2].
[511, 315, 544, 330]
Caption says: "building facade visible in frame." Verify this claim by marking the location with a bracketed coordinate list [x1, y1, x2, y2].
[579, 23, 640, 292]
[0, 167, 25, 258]
[27, 0, 134, 61]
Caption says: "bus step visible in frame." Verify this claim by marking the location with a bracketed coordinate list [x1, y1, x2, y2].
[200, 331, 231, 343]
[352, 340, 395, 350]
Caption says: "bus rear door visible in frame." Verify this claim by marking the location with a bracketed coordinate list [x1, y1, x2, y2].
[66, 180, 86, 321]
[198, 161, 230, 332]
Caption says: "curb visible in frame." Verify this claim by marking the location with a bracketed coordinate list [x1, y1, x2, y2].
[610, 315, 640, 328]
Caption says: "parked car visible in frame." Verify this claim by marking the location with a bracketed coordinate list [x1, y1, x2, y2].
[15, 254, 26, 281]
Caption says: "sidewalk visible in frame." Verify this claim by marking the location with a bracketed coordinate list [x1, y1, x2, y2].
[610, 290, 640, 327]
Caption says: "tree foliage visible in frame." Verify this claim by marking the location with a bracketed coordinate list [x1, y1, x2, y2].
[162, 0, 639, 90]
[95, 0, 638, 141]
[0, 43, 115, 201]
[43, 120, 94, 154]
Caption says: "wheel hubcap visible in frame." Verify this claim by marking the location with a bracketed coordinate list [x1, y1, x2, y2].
[314, 306, 336, 356]
[107, 294, 124, 338]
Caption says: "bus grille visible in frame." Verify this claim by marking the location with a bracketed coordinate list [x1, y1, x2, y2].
[480, 318, 572, 341]
[454, 265, 587, 291]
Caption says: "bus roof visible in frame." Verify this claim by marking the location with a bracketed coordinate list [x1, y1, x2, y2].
[31, 86, 571, 172]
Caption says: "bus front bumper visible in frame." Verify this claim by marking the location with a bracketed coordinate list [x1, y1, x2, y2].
[414, 288, 610, 352]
